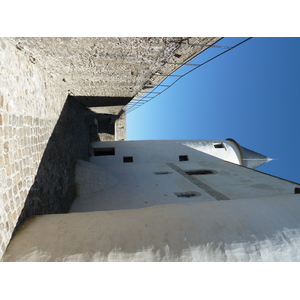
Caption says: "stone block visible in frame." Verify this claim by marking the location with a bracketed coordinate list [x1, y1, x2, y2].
[6, 165, 11, 177]
[3, 113, 8, 123]
[8, 188, 12, 199]
[4, 204, 10, 214]
[10, 201, 15, 211]
[4, 126, 9, 139]
[4, 154, 9, 165]
[0, 156, 4, 168]
[13, 185, 18, 196]
[1, 244, 6, 254]
[3, 193, 8, 204]
[18, 181, 23, 191]
[3, 141, 9, 153]
[6, 178, 12, 190]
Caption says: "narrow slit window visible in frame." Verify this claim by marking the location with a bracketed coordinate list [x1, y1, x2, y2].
[123, 156, 133, 163]
[185, 170, 216, 175]
[94, 147, 115, 156]
[213, 143, 225, 149]
[174, 191, 201, 198]
[179, 155, 189, 161]
[154, 171, 172, 175]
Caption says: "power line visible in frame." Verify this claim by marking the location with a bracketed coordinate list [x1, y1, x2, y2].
[125, 38, 252, 114]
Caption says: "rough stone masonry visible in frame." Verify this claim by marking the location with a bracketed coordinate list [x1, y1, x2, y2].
[0, 37, 221, 260]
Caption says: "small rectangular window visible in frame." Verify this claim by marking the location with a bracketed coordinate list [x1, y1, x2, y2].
[123, 156, 133, 163]
[154, 171, 172, 175]
[179, 155, 189, 161]
[185, 169, 215, 175]
[213, 143, 225, 149]
[174, 191, 201, 198]
[94, 147, 115, 156]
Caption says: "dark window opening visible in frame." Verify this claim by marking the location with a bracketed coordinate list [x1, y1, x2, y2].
[123, 156, 133, 163]
[174, 191, 201, 198]
[94, 147, 115, 156]
[294, 187, 300, 194]
[213, 143, 225, 149]
[154, 171, 172, 175]
[179, 155, 189, 161]
[185, 170, 216, 175]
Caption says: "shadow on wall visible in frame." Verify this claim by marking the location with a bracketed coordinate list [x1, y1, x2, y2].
[13, 96, 102, 234]
[86, 111, 125, 141]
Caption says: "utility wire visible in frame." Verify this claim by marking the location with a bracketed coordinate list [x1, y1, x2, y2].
[126, 37, 252, 114]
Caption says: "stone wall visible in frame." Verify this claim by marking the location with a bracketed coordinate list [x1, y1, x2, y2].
[13, 97, 93, 231]
[0, 38, 89, 259]
[6, 37, 221, 98]
[0, 37, 221, 260]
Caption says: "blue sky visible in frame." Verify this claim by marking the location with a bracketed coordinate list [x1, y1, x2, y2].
[127, 37, 300, 184]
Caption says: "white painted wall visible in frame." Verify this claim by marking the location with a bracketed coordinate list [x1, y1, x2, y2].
[89, 139, 241, 166]
[4, 195, 300, 261]
[4, 139, 300, 261]
[73, 140, 298, 212]
[69, 160, 217, 212]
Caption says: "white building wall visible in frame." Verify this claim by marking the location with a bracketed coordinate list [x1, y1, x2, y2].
[4, 195, 300, 262]
[69, 161, 217, 212]
[4, 139, 300, 261]
[89, 140, 241, 166]
[69, 140, 299, 212]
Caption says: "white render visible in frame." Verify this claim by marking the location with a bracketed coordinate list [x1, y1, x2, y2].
[4, 196, 300, 262]
[3, 139, 300, 262]
[89, 139, 242, 166]
[69, 140, 294, 212]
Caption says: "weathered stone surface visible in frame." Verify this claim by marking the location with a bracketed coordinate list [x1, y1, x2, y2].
[0, 37, 69, 259]
[0, 36, 221, 261]
[5, 37, 221, 99]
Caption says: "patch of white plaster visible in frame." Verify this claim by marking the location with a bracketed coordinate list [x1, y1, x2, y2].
[4, 196, 300, 262]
